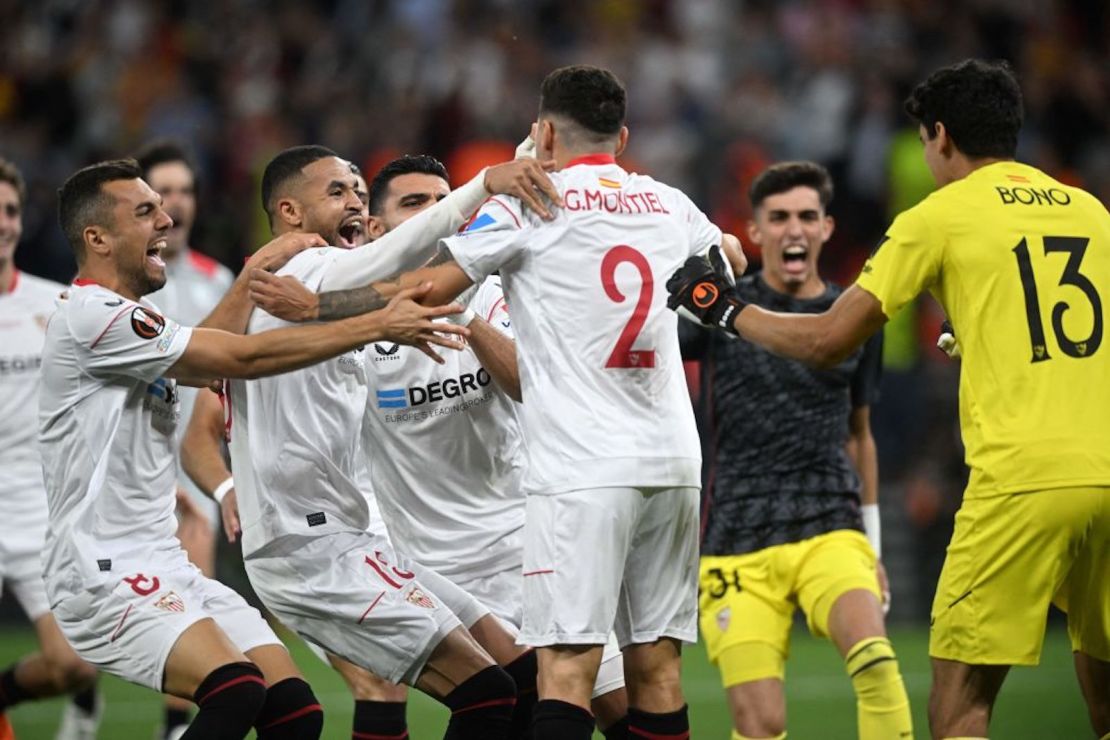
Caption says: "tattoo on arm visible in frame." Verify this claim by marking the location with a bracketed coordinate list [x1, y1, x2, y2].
[317, 284, 389, 320]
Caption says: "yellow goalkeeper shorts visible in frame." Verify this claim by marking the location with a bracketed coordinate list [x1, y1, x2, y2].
[699, 529, 880, 685]
[930, 486, 1110, 665]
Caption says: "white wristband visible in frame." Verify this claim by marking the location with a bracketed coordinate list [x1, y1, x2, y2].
[212, 477, 235, 504]
[861, 503, 881, 558]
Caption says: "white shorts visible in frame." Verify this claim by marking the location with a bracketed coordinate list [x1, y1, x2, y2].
[52, 560, 280, 691]
[520, 487, 699, 649]
[0, 523, 50, 622]
[247, 531, 486, 685]
[302, 555, 489, 668]
[455, 565, 626, 699]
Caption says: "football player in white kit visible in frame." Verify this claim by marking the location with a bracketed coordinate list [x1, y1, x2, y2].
[40, 158, 470, 740]
[250, 152, 633, 738]
[134, 139, 238, 740]
[0, 158, 101, 740]
[225, 145, 562, 740]
[327, 66, 739, 739]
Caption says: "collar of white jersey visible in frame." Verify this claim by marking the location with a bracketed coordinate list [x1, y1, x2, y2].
[565, 153, 618, 168]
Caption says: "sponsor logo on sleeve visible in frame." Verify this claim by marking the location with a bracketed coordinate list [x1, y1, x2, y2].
[461, 212, 496, 233]
[130, 306, 166, 339]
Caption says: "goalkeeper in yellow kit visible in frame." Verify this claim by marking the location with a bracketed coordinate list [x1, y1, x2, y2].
[670, 59, 1110, 740]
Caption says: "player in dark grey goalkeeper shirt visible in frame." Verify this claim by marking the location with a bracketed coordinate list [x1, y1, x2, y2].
[680, 162, 913, 740]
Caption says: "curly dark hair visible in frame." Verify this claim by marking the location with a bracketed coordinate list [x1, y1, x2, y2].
[539, 65, 626, 140]
[57, 158, 144, 261]
[749, 161, 834, 211]
[904, 59, 1023, 159]
[368, 155, 449, 215]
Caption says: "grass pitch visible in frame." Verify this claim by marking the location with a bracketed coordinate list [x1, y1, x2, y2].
[1, 623, 1088, 738]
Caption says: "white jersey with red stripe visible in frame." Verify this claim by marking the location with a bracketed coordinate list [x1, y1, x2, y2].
[363, 275, 525, 581]
[441, 154, 719, 495]
[228, 170, 491, 558]
[38, 282, 194, 604]
[0, 271, 64, 537]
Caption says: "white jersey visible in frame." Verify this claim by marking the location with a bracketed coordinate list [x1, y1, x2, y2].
[0, 271, 64, 534]
[147, 249, 235, 507]
[38, 282, 193, 604]
[227, 172, 491, 558]
[363, 276, 524, 580]
[441, 155, 720, 494]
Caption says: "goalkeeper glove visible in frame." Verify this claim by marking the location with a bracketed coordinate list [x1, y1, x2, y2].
[936, 319, 960, 358]
[666, 254, 747, 334]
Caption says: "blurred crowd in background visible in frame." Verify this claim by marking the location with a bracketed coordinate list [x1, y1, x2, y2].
[2, 0, 1108, 621]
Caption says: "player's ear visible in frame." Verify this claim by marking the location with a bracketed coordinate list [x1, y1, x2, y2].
[823, 214, 835, 242]
[538, 119, 556, 158]
[614, 126, 629, 158]
[934, 121, 954, 157]
[276, 197, 303, 230]
[746, 217, 763, 246]
[83, 224, 111, 259]
[367, 215, 386, 241]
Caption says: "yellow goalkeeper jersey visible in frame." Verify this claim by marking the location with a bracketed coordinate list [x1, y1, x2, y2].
[857, 161, 1110, 497]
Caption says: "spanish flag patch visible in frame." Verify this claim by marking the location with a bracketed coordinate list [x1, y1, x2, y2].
[598, 177, 621, 189]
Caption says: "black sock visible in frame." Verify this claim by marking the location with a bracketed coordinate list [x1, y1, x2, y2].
[601, 714, 630, 739]
[180, 662, 267, 740]
[353, 699, 407, 739]
[532, 699, 594, 740]
[254, 677, 323, 739]
[71, 684, 99, 714]
[443, 665, 516, 740]
[164, 706, 191, 734]
[627, 705, 689, 739]
[503, 650, 538, 739]
[0, 664, 35, 712]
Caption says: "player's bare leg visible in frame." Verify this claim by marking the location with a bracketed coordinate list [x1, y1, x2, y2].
[162, 618, 267, 739]
[533, 644, 603, 738]
[416, 626, 516, 739]
[622, 638, 691, 738]
[725, 676, 786, 738]
[592, 686, 631, 736]
[928, 659, 1008, 739]
[163, 495, 217, 737]
[829, 588, 913, 738]
[0, 612, 100, 738]
[1074, 651, 1110, 736]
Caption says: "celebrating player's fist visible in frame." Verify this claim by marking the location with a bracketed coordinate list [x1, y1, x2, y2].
[666, 255, 746, 334]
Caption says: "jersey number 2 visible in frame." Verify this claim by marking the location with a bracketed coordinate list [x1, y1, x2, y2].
[600, 245, 656, 368]
[1013, 235, 1103, 362]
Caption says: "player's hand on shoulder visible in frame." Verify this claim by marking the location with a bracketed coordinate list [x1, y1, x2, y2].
[248, 232, 328, 273]
[666, 254, 746, 335]
[220, 488, 241, 544]
[248, 269, 320, 322]
[377, 282, 471, 363]
[483, 158, 562, 221]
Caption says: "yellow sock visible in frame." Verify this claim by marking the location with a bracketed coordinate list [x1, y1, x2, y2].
[844, 637, 914, 740]
[732, 731, 786, 739]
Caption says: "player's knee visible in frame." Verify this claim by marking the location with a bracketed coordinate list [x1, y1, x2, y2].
[845, 637, 905, 707]
[255, 676, 324, 739]
[730, 699, 785, 738]
[47, 654, 97, 693]
[193, 662, 268, 735]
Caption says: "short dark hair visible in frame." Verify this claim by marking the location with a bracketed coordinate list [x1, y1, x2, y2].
[749, 161, 834, 211]
[539, 65, 626, 141]
[904, 59, 1023, 159]
[368, 155, 450, 215]
[134, 139, 195, 181]
[57, 158, 144, 260]
[0, 158, 26, 207]
[260, 145, 340, 219]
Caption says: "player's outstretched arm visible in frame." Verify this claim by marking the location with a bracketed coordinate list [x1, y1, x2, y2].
[181, 388, 240, 543]
[198, 232, 327, 333]
[316, 159, 560, 294]
[466, 316, 521, 402]
[169, 284, 468, 379]
[667, 256, 886, 367]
